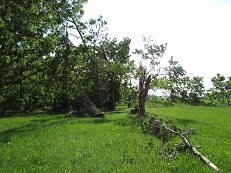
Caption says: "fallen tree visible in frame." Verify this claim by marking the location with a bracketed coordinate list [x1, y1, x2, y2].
[142, 114, 220, 171]
[165, 127, 219, 171]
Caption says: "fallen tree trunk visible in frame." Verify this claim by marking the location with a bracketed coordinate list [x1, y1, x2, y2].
[165, 127, 219, 171]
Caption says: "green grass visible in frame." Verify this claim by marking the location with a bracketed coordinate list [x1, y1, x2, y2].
[146, 104, 231, 172]
[0, 105, 230, 172]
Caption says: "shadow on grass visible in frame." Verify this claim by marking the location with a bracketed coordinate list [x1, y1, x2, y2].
[0, 110, 65, 118]
[144, 112, 202, 127]
[0, 106, 139, 144]
[106, 111, 126, 115]
[0, 115, 66, 144]
[0, 128, 17, 143]
[111, 114, 143, 130]
[175, 118, 201, 126]
[113, 117, 132, 126]
[69, 115, 139, 128]
[71, 118, 112, 124]
[0, 124, 36, 144]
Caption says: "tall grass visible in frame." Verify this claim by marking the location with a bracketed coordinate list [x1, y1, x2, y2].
[0, 105, 230, 172]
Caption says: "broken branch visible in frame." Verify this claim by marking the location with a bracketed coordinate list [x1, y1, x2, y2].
[165, 126, 219, 171]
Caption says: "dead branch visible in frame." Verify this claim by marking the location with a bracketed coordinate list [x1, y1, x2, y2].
[165, 127, 219, 171]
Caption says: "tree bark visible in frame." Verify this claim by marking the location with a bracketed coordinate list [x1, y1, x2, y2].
[109, 75, 115, 110]
[165, 127, 219, 171]
[139, 74, 152, 115]
[95, 61, 103, 111]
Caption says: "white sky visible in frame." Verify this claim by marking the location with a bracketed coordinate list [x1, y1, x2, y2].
[82, 0, 231, 89]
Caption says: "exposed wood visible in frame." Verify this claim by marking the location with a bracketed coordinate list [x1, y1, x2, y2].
[165, 127, 219, 171]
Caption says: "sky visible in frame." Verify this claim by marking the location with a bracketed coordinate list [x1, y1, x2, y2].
[82, 0, 231, 89]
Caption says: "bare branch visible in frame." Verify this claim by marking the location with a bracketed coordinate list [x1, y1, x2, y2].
[165, 127, 220, 171]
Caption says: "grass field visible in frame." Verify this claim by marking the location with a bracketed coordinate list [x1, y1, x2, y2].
[0, 105, 230, 172]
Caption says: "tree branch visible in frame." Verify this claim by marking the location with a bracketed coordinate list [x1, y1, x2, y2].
[165, 127, 219, 171]
[70, 17, 85, 44]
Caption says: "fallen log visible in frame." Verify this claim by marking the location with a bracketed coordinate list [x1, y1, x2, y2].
[165, 126, 219, 171]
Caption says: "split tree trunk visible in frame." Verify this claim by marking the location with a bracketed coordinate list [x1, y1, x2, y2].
[139, 74, 152, 115]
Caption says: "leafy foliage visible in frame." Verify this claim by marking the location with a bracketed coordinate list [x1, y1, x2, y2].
[133, 36, 167, 115]
[0, 0, 87, 113]
[0, 0, 229, 116]
[142, 113, 198, 160]
[142, 115, 178, 142]
[0, 0, 134, 114]
[207, 73, 231, 105]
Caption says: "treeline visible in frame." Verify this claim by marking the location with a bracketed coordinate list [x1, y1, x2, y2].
[0, 0, 133, 115]
[0, 1, 230, 116]
[148, 73, 231, 106]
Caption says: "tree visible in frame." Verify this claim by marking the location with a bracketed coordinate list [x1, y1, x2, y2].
[207, 73, 231, 105]
[212, 73, 226, 103]
[179, 76, 191, 103]
[120, 80, 137, 108]
[65, 15, 108, 111]
[133, 36, 167, 115]
[225, 76, 231, 105]
[149, 57, 186, 104]
[164, 56, 186, 102]
[100, 37, 131, 110]
[60, 14, 133, 112]
[0, 0, 88, 113]
[188, 76, 205, 104]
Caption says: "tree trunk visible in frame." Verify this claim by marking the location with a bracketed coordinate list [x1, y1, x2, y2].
[139, 74, 152, 115]
[109, 75, 115, 110]
[61, 33, 70, 110]
[63, 30, 70, 92]
[96, 62, 103, 111]
[139, 97, 145, 115]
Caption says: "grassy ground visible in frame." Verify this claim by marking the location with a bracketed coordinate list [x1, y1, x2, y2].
[0, 105, 230, 172]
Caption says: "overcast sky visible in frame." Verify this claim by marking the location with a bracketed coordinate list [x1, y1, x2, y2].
[82, 0, 231, 89]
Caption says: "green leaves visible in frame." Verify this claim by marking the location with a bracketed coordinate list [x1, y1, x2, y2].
[133, 36, 167, 74]
[0, 0, 88, 113]
[207, 73, 231, 105]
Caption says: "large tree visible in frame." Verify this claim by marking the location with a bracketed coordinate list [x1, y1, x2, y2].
[133, 36, 190, 114]
[133, 36, 167, 115]
[100, 37, 131, 110]
[163, 56, 186, 102]
[188, 76, 205, 103]
[0, 0, 88, 113]
[207, 73, 231, 105]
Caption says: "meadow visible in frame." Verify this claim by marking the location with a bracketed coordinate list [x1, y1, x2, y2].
[0, 105, 230, 172]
